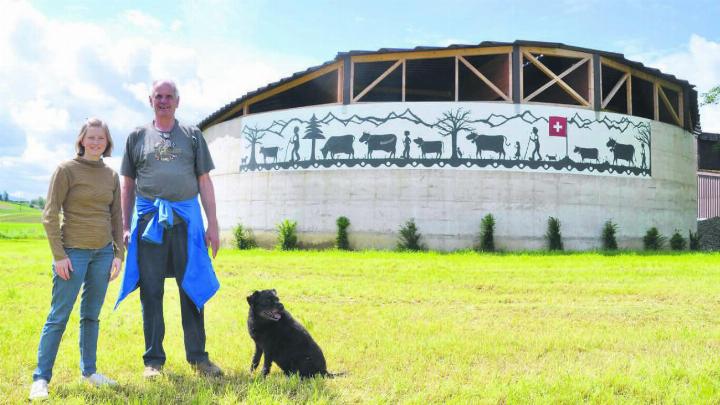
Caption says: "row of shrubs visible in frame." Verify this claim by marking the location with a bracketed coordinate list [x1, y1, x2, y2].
[234, 215, 700, 252]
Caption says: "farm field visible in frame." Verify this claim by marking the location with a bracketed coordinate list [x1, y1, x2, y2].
[2, 240, 720, 403]
[0, 201, 43, 223]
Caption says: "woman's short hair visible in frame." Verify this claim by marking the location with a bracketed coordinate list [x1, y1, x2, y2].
[75, 117, 113, 157]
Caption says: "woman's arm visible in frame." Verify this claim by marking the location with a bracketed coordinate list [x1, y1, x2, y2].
[109, 173, 124, 281]
[42, 165, 73, 280]
[42, 166, 69, 260]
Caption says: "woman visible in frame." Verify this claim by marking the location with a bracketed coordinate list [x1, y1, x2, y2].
[29, 118, 124, 400]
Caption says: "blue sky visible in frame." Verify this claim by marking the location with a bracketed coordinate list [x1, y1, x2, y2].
[2, 0, 719, 199]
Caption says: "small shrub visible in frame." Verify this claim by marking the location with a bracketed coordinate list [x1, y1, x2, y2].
[669, 230, 686, 251]
[545, 216, 563, 251]
[336, 216, 351, 250]
[397, 218, 426, 251]
[601, 220, 618, 250]
[689, 230, 700, 251]
[643, 227, 665, 250]
[476, 214, 495, 252]
[233, 223, 257, 250]
[276, 219, 298, 250]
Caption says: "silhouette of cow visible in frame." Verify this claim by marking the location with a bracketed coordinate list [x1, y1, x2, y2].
[413, 137, 443, 159]
[359, 132, 397, 158]
[465, 133, 510, 159]
[573, 146, 599, 163]
[320, 135, 355, 159]
[606, 138, 635, 166]
[259, 146, 280, 164]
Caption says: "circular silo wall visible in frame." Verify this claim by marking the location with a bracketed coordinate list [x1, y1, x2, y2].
[204, 102, 696, 250]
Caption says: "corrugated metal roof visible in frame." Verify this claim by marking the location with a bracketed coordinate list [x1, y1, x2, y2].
[198, 39, 699, 131]
[699, 132, 720, 141]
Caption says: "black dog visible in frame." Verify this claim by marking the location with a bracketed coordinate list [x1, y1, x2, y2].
[246, 289, 328, 377]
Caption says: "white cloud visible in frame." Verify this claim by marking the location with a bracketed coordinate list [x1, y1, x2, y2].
[170, 20, 183, 32]
[0, 2, 315, 199]
[123, 10, 163, 31]
[10, 99, 70, 135]
[625, 34, 720, 132]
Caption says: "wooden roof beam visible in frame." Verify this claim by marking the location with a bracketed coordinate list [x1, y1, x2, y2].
[352, 59, 403, 102]
[658, 85, 682, 126]
[522, 51, 590, 106]
[601, 72, 629, 109]
[458, 55, 511, 101]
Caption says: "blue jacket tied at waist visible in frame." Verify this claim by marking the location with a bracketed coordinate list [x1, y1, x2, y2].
[115, 196, 220, 310]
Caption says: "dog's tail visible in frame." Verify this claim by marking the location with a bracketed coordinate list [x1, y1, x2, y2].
[322, 371, 347, 379]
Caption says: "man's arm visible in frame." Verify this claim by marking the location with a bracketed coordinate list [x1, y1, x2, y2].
[121, 176, 136, 247]
[198, 173, 219, 258]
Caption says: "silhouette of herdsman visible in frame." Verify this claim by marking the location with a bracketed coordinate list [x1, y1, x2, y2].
[529, 127, 541, 161]
[640, 144, 647, 169]
[290, 126, 301, 162]
[514, 141, 521, 160]
[402, 130, 411, 159]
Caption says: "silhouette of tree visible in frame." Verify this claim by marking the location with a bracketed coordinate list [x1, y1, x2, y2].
[303, 114, 326, 161]
[634, 125, 650, 147]
[243, 125, 265, 168]
[435, 108, 475, 159]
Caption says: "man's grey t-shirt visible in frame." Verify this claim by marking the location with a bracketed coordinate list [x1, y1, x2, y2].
[121, 121, 215, 201]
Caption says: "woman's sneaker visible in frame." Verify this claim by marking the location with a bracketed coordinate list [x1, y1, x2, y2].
[29, 379, 49, 400]
[82, 373, 117, 386]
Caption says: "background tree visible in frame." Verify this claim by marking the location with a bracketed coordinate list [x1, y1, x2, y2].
[1, 191, 8, 201]
[303, 114, 325, 161]
[30, 196, 46, 209]
[435, 108, 475, 160]
[702, 86, 720, 105]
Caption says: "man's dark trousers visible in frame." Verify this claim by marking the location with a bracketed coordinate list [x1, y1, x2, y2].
[137, 215, 209, 367]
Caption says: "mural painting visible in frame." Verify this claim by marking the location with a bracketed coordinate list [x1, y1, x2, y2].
[234, 103, 652, 177]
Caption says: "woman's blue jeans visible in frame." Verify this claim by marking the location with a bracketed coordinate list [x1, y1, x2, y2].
[32, 243, 114, 382]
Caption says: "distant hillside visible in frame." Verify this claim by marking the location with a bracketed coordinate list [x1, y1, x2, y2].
[0, 201, 43, 223]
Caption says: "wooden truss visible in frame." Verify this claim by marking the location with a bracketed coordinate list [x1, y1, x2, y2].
[521, 48, 591, 107]
[202, 46, 688, 130]
[351, 47, 513, 103]
[601, 58, 683, 125]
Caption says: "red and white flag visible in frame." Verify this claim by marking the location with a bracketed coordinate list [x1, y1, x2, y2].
[548, 116, 567, 137]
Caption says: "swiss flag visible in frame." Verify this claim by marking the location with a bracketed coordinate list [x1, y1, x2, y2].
[548, 116, 567, 137]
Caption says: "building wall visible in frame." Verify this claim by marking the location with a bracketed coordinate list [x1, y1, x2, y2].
[204, 102, 696, 250]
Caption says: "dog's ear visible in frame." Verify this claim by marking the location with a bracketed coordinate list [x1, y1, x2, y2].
[270, 289, 277, 296]
[246, 290, 259, 304]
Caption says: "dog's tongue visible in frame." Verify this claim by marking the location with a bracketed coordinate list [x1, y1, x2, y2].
[272, 310, 282, 320]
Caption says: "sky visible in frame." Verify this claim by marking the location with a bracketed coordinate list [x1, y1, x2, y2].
[1, 0, 719, 200]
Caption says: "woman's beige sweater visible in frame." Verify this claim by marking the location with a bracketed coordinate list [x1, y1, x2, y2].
[42, 157, 124, 261]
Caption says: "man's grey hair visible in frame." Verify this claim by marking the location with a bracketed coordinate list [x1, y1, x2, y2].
[151, 79, 179, 98]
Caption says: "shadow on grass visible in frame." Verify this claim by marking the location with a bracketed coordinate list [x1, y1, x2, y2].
[54, 369, 338, 403]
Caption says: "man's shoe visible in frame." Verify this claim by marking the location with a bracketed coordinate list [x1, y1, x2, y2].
[143, 365, 163, 379]
[192, 360, 223, 377]
[82, 373, 117, 386]
[29, 379, 49, 400]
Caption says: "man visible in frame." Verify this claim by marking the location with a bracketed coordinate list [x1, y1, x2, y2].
[529, 127, 541, 161]
[116, 79, 222, 378]
[290, 126, 301, 162]
[402, 131, 411, 159]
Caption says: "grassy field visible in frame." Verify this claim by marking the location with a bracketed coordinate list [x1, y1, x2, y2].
[2, 239, 720, 404]
[0, 201, 44, 240]
[0, 201, 43, 223]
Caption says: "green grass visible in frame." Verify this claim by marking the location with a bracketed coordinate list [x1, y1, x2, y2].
[0, 222, 46, 239]
[0, 201, 43, 223]
[3, 241, 720, 403]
